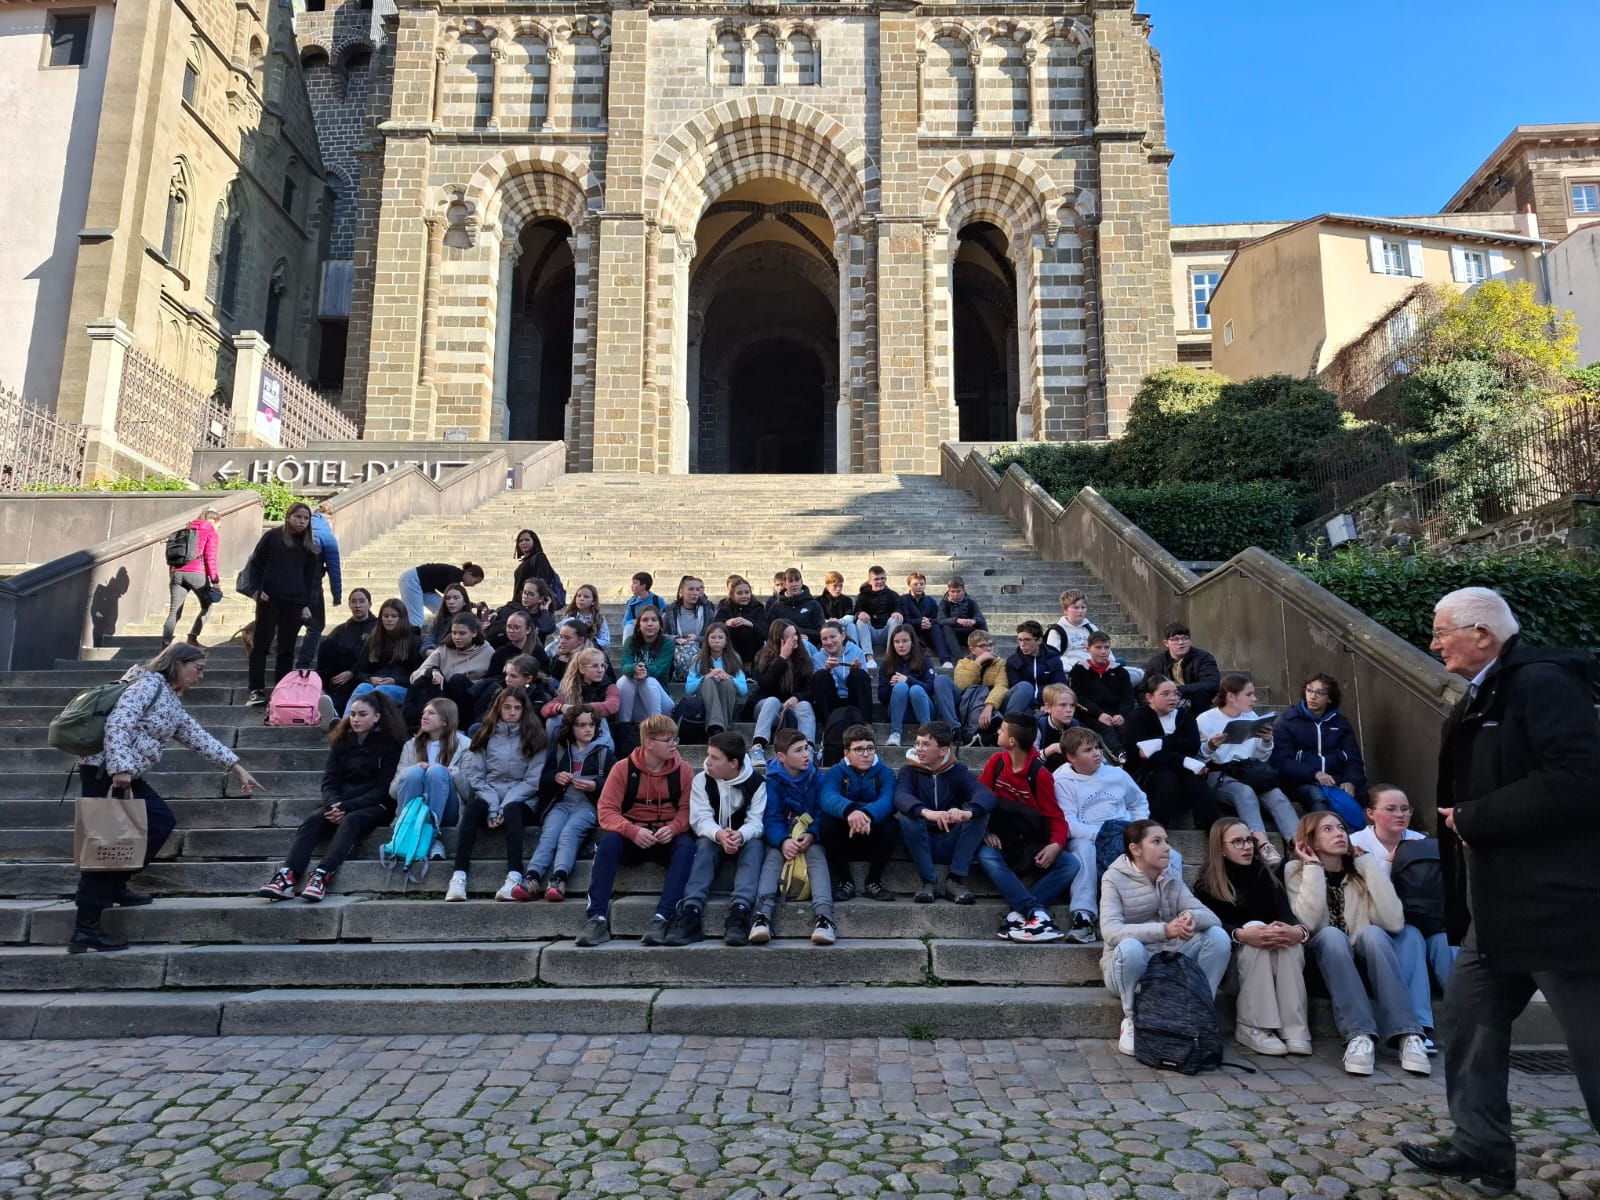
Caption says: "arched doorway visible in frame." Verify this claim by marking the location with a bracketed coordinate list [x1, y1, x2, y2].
[506, 218, 574, 440]
[951, 221, 1019, 442]
[690, 180, 838, 473]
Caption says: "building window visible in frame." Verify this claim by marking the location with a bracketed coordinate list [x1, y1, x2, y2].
[1573, 184, 1600, 214]
[45, 12, 92, 67]
[281, 176, 296, 218]
[182, 60, 199, 103]
[1222, 320, 1234, 346]
[1459, 249, 1487, 285]
[1380, 239, 1408, 276]
[1189, 270, 1221, 331]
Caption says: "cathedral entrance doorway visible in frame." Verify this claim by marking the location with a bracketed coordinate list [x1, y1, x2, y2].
[506, 218, 575, 441]
[688, 180, 838, 474]
[950, 221, 1019, 443]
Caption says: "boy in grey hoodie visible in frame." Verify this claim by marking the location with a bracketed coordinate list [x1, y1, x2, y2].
[666, 731, 767, 946]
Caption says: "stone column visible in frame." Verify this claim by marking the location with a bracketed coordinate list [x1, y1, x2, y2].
[686, 309, 704, 472]
[834, 232, 857, 474]
[80, 320, 134, 481]
[229, 329, 271, 446]
[915, 50, 926, 133]
[414, 214, 445, 437]
[740, 37, 753, 86]
[1025, 46, 1041, 136]
[543, 43, 562, 131]
[486, 34, 505, 129]
[432, 46, 449, 125]
[667, 233, 693, 473]
[774, 35, 786, 86]
[969, 39, 983, 135]
[491, 232, 521, 439]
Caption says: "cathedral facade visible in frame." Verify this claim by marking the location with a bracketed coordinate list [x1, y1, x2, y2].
[341, 0, 1175, 473]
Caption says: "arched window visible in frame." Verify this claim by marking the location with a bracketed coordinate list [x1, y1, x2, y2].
[205, 201, 226, 301]
[162, 162, 190, 265]
[787, 32, 817, 85]
[182, 46, 201, 104]
[752, 32, 778, 86]
[717, 31, 743, 86]
[924, 36, 974, 135]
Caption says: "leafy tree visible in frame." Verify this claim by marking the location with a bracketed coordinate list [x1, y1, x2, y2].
[1111, 366, 1225, 485]
[1408, 280, 1579, 389]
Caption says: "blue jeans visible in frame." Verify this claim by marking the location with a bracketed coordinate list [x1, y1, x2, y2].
[1210, 775, 1300, 839]
[683, 834, 765, 911]
[398, 568, 440, 633]
[975, 844, 1080, 917]
[1427, 930, 1458, 989]
[886, 680, 932, 736]
[932, 674, 959, 726]
[897, 812, 990, 881]
[753, 697, 816, 742]
[617, 677, 672, 722]
[345, 681, 407, 716]
[1307, 924, 1421, 1043]
[1104, 928, 1231, 1017]
[584, 831, 695, 920]
[1002, 681, 1039, 717]
[1392, 923, 1437, 1033]
[854, 615, 902, 656]
[525, 798, 596, 879]
[395, 764, 459, 827]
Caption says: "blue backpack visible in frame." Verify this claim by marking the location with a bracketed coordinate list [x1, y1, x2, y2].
[380, 796, 440, 886]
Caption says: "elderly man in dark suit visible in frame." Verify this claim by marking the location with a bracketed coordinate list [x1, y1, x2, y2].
[1399, 587, 1600, 1195]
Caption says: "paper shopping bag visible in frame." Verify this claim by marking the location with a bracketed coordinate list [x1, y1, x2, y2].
[74, 791, 148, 871]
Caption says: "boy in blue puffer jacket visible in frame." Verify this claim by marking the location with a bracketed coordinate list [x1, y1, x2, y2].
[818, 724, 899, 901]
[751, 728, 837, 945]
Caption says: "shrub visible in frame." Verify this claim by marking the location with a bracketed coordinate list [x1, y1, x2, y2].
[987, 441, 1120, 496]
[1097, 481, 1303, 560]
[23, 474, 193, 493]
[206, 478, 308, 521]
[1113, 366, 1226, 486]
[1163, 375, 1345, 485]
[1296, 543, 1600, 653]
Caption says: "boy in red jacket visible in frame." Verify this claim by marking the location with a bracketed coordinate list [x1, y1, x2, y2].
[576, 714, 695, 948]
[976, 716, 1077, 942]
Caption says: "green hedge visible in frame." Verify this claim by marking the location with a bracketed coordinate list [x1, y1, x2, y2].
[986, 441, 1114, 497]
[1297, 544, 1600, 653]
[207, 478, 308, 522]
[1097, 482, 1302, 560]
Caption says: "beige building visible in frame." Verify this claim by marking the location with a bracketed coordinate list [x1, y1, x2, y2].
[1446, 123, 1600, 240]
[1546, 222, 1600, 366]
[339, 0, 1176, 472]
[1169, 221, 1289, 370]
[1207, 213, 1549, 382]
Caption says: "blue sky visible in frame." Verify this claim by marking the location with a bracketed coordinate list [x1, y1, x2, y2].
[1143, 0, 1600, 225]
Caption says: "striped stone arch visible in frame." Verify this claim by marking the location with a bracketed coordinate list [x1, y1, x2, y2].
[502, 15, 558, 42]
[975, 18, 1031, 47]
[464, 147, 602, 237]
[918, 19, 979, 52]
[923, 152, 1063, 243]
[646, 97, 877, 233]
[1036, 16, 1093, 49]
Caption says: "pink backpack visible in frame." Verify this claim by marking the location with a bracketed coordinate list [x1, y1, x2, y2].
[267, 670, 323, 727]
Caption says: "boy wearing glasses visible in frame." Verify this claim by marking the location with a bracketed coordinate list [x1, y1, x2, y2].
[1142, 622, 1220, 709]
[667, 731, 767, 946]
[577, 714, 696, 948]
[818, 725, 899, 902]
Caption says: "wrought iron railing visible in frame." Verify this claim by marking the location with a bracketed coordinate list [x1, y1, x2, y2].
[270, 355, 359, 447]
[0, 383, 86, 489]
[115, 349, 215, 477]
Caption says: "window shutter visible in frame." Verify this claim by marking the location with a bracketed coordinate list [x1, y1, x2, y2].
[1488, 249, 1507, 278]
[1406, 239, 1426, 277]
[1368, 235, 1386, 274]
[1450, 245, 1469, 283]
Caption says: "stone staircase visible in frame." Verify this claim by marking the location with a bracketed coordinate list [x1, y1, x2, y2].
[0, 472, 1508, 1045]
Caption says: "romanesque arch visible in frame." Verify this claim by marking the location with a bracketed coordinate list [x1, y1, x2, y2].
[465, 147, 601, 233]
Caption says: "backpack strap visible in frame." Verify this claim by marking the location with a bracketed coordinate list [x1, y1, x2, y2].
[621, 762, 683, 819]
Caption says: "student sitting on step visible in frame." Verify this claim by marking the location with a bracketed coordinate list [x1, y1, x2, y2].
[1035, 683, 1087, 768]
[1125, 674, 1220, 833]
[390, 698, 469, 829]
[405, 614, 493, 729]
[976, 716, 1077, 942]
[665, 731, 768, 946]
[682, 623, 749, 738]
[259, 692, 405, 903]
[662, 575, 717, 681]
[398, 560, 485, 636]
[952, 628, 1010, 747]
[1198, 673, 1299, 840]
[514, 704, 614, 902]
[617, 606, 675, 722]
[468, 651, 553, 735]
[713, 576, 768, 664]
[445, 687, 549, 903]
[1068, 632, 1136, 758]
[768, 569, 824, 647]
[545, 621, 593, 682]
[750, 620, 817, 765]
[541, 647, 620, 749]
[819, 570, 856, 632]
[471, 611, 554, 726]
[575, 714, 697, 948]
[1143, 622, 1221, 710]
[621, 571, 665, 643]
[852, 565, 904, 669]
[556, 583, 610, 651]
[315, 589, 377, 718]
[344, 598, 424, 717]
[750, 728, 837, 945]
[1050, 727, 1153, 945]
[809, 620, 873, 730]
[877, 625, 940, 748]
[894, 720, 996, 904]
[818, 724, 899, 902]
[1043, 589, 1098, 671]
[1003, 621, 1067, 718]
[936, 576, 988, 657]
[420, 583, 473, 653]
[485, 578, 555, 661]
[899, 572, 956, 668]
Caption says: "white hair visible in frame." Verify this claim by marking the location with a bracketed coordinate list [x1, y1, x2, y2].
[1434, 587, 1519, 644]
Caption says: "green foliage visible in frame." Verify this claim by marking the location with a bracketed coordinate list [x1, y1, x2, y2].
[1296, 543, 1600, 653]
[987, 441, 1116, 496]
[206, 478, 308, 521]
[1409, 280, 1580, 387]
[1113, 366, 1226, 485]
[1161, 375, 1344, 484]
[1098, 481, 1303, 560]
[23, 474, 193, 493]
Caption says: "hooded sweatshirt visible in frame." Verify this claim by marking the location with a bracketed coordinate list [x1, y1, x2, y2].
[689, 758, 767, 844]
[762, 756, 826, 846]
[854, 582, 901, 628]
[410, 640, 494, 684]
[458, 722, 547, 817]
[820, 753, 896, 823]
[596, 747, 694, 840]
[768, 589, 824, 642]
[1049, 761, 1148, 842]
[893, 751, 997, 819]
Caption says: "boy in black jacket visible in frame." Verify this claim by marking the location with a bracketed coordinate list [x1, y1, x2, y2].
[853, 566, 904, 669]
[1143, 621, 1221, 709]
[1069, 631, 1136, 756]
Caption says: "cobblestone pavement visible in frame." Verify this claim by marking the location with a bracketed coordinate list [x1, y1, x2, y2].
[0, 1035, 1593, 1200]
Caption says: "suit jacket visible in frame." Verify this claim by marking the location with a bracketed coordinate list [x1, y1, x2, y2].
[1436, 635, 1600, 972]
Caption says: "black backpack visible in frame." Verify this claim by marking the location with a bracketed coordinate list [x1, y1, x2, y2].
[1390, 838, 1447, 937]
[820, 705, 865, 767]
[165, 525, 198, 568]
[673, 694, 709, 745]
[1133, 950, 1224, 1075]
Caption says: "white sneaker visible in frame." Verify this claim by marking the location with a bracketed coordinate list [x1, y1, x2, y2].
[1235, 1024, 1288, 1056]
[749, 743, 766, 766]
[445, 871, 468, 902]
[863, 657, 877, 671]
[941, 661, 955, 670]
[1117, 1017, 1135, 1056]
[1283, 1034, 1314, 1056]
[1398, 1034, 1432, 1075]
[494, 871, 522, 902]
[885, 731, 901, 746]
[317, 694, 338, 726]
[1342, 1034, 1376, 1076]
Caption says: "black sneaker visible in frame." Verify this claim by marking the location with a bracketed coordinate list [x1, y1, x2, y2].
[913, 884, 936, 904]
[810, 915, 837, 945]
[663, 906, 705, 947]
[246, 689, 269, 707]
[640, 915, 670, 946]
[747, 912, 773, 944]
[67, 922, 128, 954]
[575, 915, 610, 947]
[863, 881, 895, 902]
[833, 879, 856, 903]
[112, 889, 153, 907]
[723, 903, 753, 946]
[941, 878, 976, 905]
[997, 912, 1025, 941]
[1065, 911, 1098, 944]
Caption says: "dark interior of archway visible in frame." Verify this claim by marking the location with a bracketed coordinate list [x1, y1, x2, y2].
[952, 221, 1019, 442]
[507, 219, 574, 441]
[728, 339, 826, 473]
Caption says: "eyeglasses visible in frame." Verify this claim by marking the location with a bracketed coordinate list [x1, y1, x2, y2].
[648, 736, 680, 746]
[1225, 837, 1254, 849]
[1304, 687, 1331, 697]
[847, 745, 875, 755]
[1430, 623, 1482, 643]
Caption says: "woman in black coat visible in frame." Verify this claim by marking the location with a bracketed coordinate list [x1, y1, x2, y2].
[1124, 674, 1219, 830]
[315, 588, 378, 712]
[257, 691, 406, 902]
[243, 501, 322, 705]
[714, 576, 769, 665]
